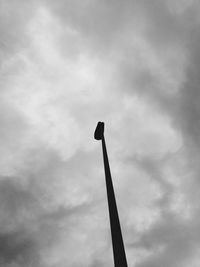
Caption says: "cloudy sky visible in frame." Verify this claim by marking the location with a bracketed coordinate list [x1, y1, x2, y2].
[1, 0, 200, 266]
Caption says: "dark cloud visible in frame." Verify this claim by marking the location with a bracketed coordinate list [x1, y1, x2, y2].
[0, 178, 36, 231]
[134, 212, 200, 267]
[0, 231, 38, 267]
[0, 178, 41, 266]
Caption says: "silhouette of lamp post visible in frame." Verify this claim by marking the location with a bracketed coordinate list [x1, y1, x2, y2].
[94, 121, 128, 267]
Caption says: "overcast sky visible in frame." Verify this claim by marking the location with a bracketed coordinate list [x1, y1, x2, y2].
[1, 0, 200, 266]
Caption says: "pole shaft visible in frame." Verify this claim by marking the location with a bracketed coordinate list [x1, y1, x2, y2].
[102, 136, 128, 267]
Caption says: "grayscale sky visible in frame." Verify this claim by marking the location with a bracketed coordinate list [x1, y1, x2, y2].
[0, 0, 200, 266]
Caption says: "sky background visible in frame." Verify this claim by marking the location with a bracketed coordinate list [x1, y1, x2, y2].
[1, 0, 200, 266]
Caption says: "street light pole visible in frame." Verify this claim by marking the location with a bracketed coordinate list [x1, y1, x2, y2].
[94, 122, 128, 267]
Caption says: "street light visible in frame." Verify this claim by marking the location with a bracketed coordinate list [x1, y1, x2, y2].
[94, 121, 128, 267]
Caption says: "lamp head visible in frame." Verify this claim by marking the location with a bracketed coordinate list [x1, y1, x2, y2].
[94, 122, 104, 140]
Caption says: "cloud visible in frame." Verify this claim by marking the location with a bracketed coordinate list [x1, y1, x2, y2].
[1, 1, 200, 267]
[0, 231, 38, 267]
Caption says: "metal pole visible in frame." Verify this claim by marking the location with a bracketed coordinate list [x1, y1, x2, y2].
[94, 122, 128, 267]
